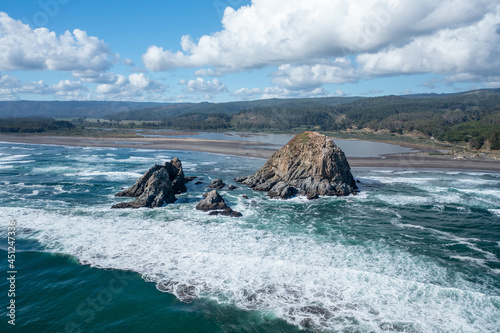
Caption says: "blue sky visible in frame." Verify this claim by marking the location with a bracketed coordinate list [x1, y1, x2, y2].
[0, 0, 499, 102]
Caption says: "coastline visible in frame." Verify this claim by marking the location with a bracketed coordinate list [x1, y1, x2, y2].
[1, 134, 500, 171]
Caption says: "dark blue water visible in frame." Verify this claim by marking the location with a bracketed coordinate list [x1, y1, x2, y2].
[0, 143, 499, 332]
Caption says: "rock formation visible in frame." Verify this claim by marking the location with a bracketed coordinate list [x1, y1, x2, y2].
[236, 131, 357, 199]
[208, 178, 225, 189]
[112, 158, 188, 208]
[196, 190, 242, 217]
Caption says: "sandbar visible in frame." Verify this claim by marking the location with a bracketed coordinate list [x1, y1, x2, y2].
[1, 134, 499, 172]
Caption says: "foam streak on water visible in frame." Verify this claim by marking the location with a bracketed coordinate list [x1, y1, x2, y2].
[0, 144, 499, 332]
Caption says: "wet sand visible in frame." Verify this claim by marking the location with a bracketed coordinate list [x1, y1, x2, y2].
[1, 134, 499, 171]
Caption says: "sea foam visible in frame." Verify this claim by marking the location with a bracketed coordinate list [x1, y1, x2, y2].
[2, 206, 499, 332]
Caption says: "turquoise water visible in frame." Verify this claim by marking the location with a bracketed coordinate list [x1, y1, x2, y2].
[0, 143, 499, 332]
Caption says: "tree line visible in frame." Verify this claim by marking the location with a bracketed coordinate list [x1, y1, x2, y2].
[2, 89, 499, 150]
[0, 117, 74, 133]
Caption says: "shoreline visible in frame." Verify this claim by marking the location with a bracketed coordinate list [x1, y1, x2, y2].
[1, 134, 500, 172]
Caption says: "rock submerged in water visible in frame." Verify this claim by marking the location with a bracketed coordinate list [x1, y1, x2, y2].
[208, 178, 225, 189]
[112, 158, 187, 208]
[236, 131, 357, 199]
[196, 190, 242, 217]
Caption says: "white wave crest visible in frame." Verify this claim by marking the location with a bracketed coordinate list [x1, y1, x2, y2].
[2, 207, 499, 332]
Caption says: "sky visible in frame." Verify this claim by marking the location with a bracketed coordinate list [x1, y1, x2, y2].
[0, 0, 499, 103]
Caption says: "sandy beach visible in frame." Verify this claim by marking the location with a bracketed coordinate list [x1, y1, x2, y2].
[1, 134, 500, 171]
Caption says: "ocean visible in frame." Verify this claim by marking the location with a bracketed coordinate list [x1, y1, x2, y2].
[0, 142, 499, 332]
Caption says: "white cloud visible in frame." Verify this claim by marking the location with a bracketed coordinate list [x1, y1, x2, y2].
[271, 58, 359, 89]
[143, 0, 495, 73]
[232, 86, 330, 100]
[194, 68, 223, 77]
[129, 73, 154, 89]
[72, 71, 126, 84]
[360, 89, 384, 95]
[0, 71, 164, 101]
[0, 74, 88, 100]
[123, 58, 135, 66]
[51, 80, 87, 92]
[95, 73, 164, 98]
[231, 88, 264, 100]
[142, 0, 500, 92]
[180, 78, 228, 95]
[0, 12, 117, 71]
[357, 10, 500, 79]
[0, 73, 21, 88]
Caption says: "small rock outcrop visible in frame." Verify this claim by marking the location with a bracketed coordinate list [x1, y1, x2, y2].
[196, 190, 242, 217]
[112, 158, 187, 208]
[237, 131, 357, 199]
[208, 178, 225, 189]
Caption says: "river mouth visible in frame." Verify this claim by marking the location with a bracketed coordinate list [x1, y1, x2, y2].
[136, 130, 418, 157]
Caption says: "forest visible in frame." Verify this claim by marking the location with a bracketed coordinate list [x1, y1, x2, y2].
[0, 118, 74, 133]
[103, 89, 500, 150]
[1, 89, 499, 150]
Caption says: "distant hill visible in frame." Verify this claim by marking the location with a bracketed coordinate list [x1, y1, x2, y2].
[104, 88, 500, 150]
[1, 89, 499, 150]
[103, 96, 362, 121]
[0, 101, 174, 119]
[0, 97, 362, 120]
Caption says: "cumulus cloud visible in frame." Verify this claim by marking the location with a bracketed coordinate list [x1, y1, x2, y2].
[72, 70, 126, 84]
[0, 73, 88, 100]
[95, 73, 164, 98]
[194, 68, 223, 77]
[180, 78, 228, 96]
[142, 0, 500, 93]
[271, 58, 359, 90]
[357, 10, 500, 79]
[0, 73, 21, 88]
[143, 0, 495, 72]
[232, 86, 330, 100]
[129, 73, 157, 89]
[0, 12, 117, 71]
[0, 71, 165, 101]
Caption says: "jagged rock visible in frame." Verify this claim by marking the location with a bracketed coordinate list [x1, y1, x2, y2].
[185, 176, 197, 182]
[227, 185, 238, 190]
[196, 190, 242, 217]
[112, 158, 187, 208]
[209, 208, 243, 217]
[195, 181, 204, 185]
[235, 176, 248, 183]
[196, 190, 229, 210]
[239, 131, 357, 199]
[242, 195, 249, 199]
[307, 193, 319, 200]
[268, 182, 297, 199]
[208, 178, 225, 189]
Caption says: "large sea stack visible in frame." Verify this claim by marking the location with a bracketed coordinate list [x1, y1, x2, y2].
[237, 131, 357, 199]
[112, 158, 187, 208]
